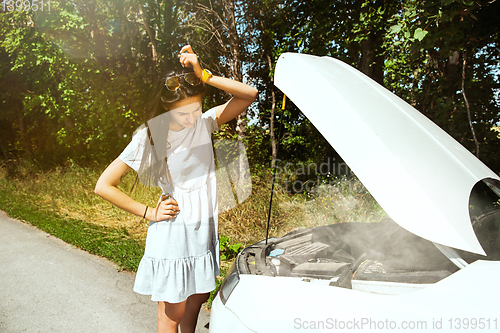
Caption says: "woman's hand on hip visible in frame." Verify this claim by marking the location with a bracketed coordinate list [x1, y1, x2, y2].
[151, 194, 180, 222]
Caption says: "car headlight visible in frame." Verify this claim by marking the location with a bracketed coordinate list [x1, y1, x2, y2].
[219, 261, 240, 305]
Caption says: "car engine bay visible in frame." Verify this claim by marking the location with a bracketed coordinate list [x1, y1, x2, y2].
[236, 213, 500, 294]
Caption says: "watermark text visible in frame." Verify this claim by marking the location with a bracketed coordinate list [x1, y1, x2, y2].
[293, 317, 499, 330]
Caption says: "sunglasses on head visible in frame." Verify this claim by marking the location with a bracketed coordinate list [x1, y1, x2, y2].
[165, 73, 201, 91]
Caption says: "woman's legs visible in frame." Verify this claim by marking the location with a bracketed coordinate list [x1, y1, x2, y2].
[157, 293, 210, 333]
[157, 300, 187, 333]
[179, 293, 210, 333]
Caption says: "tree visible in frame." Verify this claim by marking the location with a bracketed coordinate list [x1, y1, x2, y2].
[385, 0, 500, 168]
[180, 0, 250, 141]
[270, 0, 500, 171]
[1, 0, 498, 174]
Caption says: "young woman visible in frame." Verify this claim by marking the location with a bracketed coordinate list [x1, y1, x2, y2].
[95, 45, 258, 333]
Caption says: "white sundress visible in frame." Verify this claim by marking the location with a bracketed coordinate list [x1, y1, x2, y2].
[119, 108, 220, 303]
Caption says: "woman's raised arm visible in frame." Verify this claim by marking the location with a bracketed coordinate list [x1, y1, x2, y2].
[178, 45, 258, 126]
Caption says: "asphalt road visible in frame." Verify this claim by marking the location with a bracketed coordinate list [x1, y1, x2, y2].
[0, 211, 210, 332]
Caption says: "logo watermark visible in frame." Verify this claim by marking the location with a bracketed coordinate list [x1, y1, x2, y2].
[293, 317, 499, 330]
[272, 158, 366, 195]
[274, 157, 353, 178]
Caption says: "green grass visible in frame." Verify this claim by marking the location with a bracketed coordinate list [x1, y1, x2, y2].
[0, 162, 386, 307]
[0, 177, 145, 271]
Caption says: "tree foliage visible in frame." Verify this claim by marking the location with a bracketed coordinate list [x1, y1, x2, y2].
[1, 0, 499, 173]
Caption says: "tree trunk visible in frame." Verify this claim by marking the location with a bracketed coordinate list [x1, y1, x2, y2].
[461, 51, 480, 157]
[358, 0, 386, 85]
[264, 43, 277, 164]
[359, 34, 384, 84]
[139, 6, 159, 68]
[269, 86, 277, 164]
[83, 0, 106, 64]
[222, 0, 246, 142]
[16, 104, 31, 154]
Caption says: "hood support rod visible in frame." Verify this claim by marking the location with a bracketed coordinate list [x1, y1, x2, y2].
[266, 95, 286, 245]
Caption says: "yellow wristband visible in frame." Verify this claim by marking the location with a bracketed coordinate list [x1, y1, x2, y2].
[201, 69, 213, 83]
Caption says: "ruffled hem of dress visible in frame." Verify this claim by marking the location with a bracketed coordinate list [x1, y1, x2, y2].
[133, 250, 220, 303]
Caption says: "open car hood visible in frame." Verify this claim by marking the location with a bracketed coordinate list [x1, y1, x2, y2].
[274, 53, 500, 256]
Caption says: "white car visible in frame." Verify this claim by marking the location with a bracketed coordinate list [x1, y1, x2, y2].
[209, 53, 500, 333]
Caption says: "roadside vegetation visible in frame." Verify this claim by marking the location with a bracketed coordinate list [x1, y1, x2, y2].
[0, 159, 386, 307]
[0, 160, 385, 271]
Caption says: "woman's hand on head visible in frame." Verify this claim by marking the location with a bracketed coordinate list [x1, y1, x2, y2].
[178, 45, 258, 127]
[178, 45, 202, 77]
[151, 194, 180, 222]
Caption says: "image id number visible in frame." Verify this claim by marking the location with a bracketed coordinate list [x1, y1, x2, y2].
[2, 0, 51, 12]
[448, 318, 498, 330]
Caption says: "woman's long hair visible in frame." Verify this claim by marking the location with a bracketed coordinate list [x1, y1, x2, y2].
[130, 67, 207, 191]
